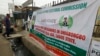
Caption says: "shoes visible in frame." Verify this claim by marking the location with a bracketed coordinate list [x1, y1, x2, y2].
[7, 36, 10, 37]
[2, 34, 6, 37]
[7, 35, 10, 37]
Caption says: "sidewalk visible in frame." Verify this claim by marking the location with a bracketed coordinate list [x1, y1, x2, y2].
[0, 32, 35, 56]
[0, 34, 14, 56]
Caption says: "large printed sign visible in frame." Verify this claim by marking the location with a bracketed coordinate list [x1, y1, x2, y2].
[29, 0, 100, 56]
[90, 40, 100, 56]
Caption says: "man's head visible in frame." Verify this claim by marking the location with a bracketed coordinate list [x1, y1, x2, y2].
[6, 14, 10, 18]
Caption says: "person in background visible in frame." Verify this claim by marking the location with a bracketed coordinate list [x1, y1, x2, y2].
[3, 14, 11, 37]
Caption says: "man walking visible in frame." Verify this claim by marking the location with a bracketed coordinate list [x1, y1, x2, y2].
[3, 14, 11, 37]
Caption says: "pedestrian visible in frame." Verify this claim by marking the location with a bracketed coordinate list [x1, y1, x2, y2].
[3, 14, 11, 37]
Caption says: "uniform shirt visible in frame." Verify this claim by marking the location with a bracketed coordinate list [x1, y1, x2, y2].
[5, 17, 10, 28]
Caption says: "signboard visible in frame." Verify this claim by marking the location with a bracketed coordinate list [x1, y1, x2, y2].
[29, 0, 100, 56]
[90, 40, 100, 56]
[8, 3, 14, 10]
[8, 3, 14, 17]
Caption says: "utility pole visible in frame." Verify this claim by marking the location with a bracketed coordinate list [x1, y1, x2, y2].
[12, 0, 14, 11]
[12, 0, 15, 24]
[32, 0, 33, 11]
[8, 4, 10, 14]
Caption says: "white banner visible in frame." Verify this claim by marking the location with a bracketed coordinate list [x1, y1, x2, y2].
[30, 0, 100, 56]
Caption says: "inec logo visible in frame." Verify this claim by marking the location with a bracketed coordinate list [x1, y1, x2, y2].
[59, 15, 73, 29]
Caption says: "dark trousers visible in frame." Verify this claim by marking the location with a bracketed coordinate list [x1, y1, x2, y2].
[3, 28, 10, 37]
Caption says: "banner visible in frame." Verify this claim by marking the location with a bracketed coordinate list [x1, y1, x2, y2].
[90, 40, 100, 56]
[29, 0, 100, 56]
